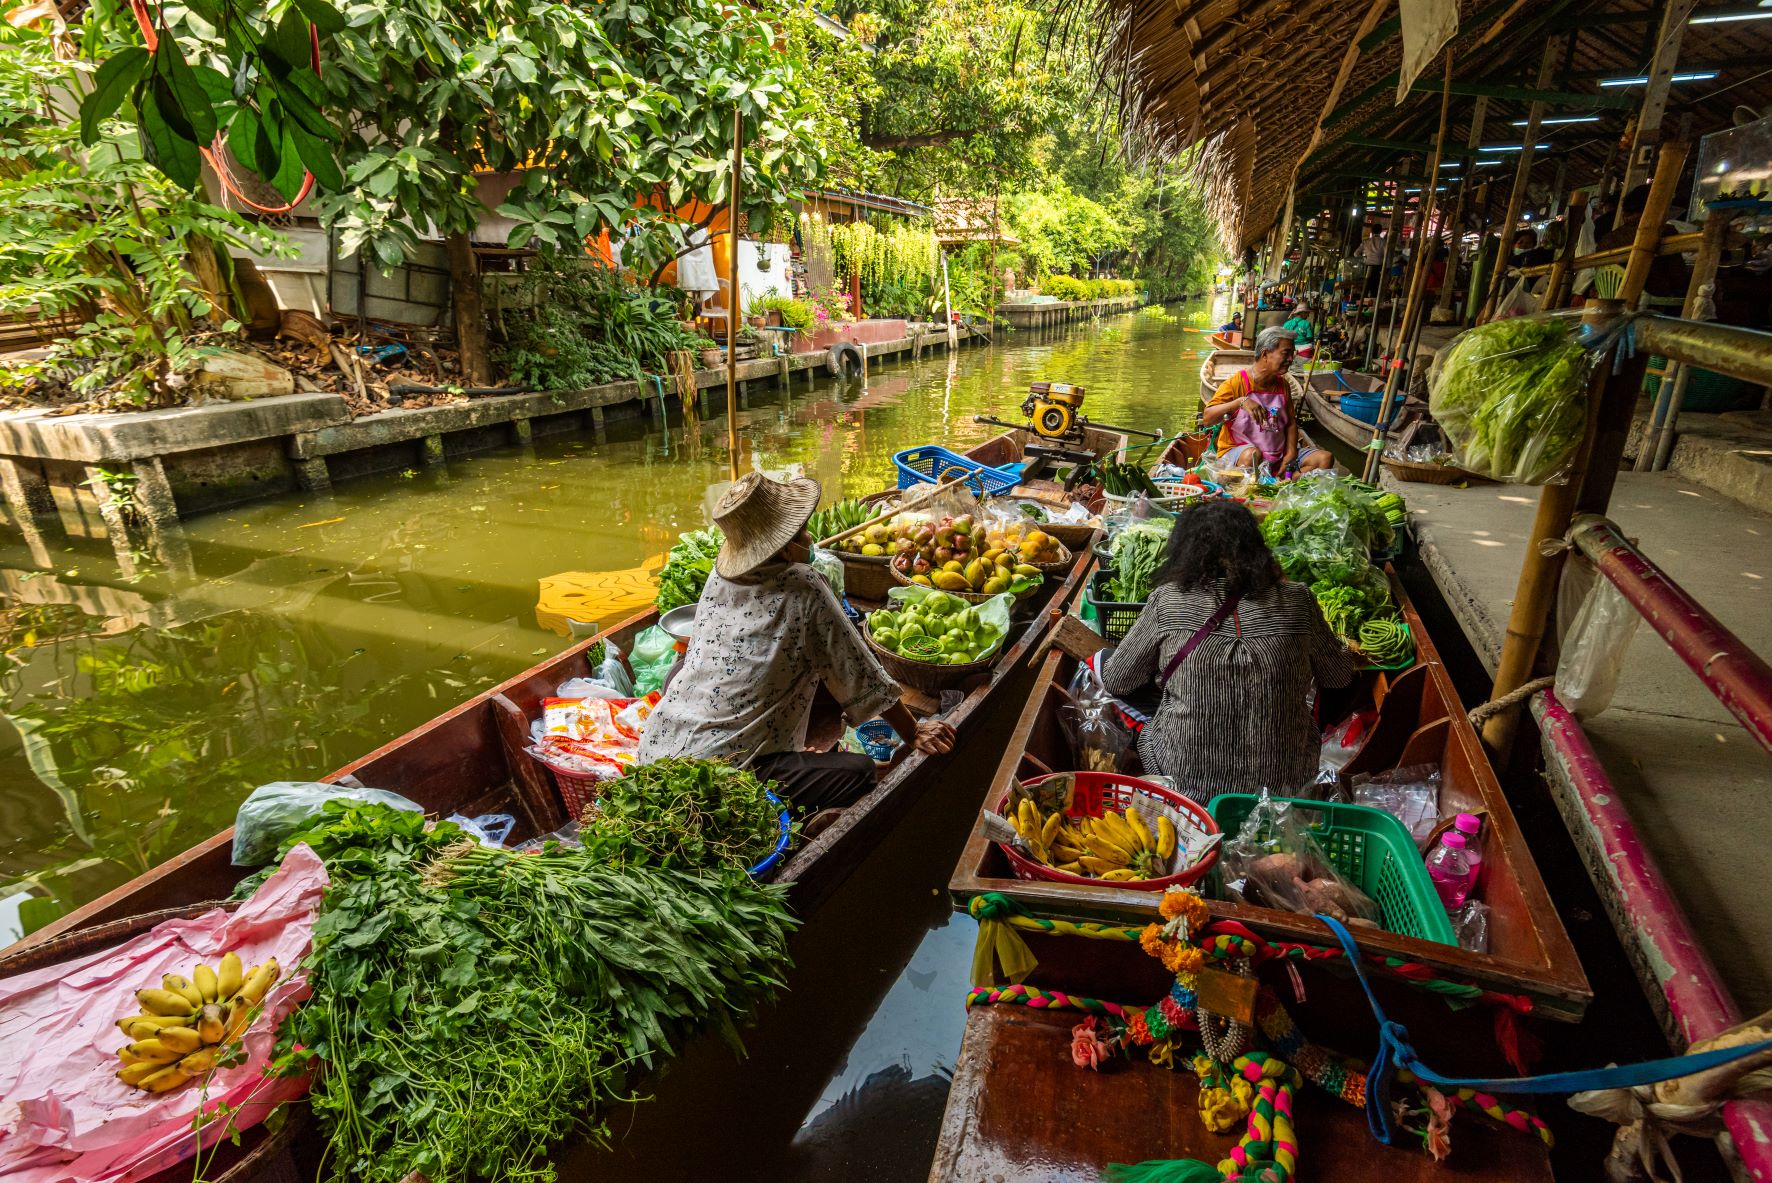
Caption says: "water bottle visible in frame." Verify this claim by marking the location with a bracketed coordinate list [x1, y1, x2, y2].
[1453, 813, 1484, 875]
[1426, 831, 1473, 910]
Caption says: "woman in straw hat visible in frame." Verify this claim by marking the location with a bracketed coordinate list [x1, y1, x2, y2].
[639, 472, 956, 812]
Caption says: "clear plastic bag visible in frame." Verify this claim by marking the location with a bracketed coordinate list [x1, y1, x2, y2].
[1350, 763, 1442, 850]
[1317, 709, 1375, 783]
[1064, 660, 1135, 772]
[232, 781, 423, 865]
[810, 547, 845, 599]
[445, 812, 516, 848]
[1452, 899, 1491, 953]
[1427, 310, 1601, 485]
[1219, 790, 1381, 924]
[629, 624, 679, 695]
[558, 640, 634, 700]
[1555, 564, 1642, 719]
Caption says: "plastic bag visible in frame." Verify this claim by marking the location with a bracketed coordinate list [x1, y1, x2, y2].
[1064, 660, 1135, 772]
[1350, 763, 1442, 850]
[1427, 310, 1601, 485]
[232, 781, 423, 865]
[1555, 565, 1642, 719]
[1219, 790, 1381, 924]
[810, 547, 845, 599]
[445, 812, 516, 848]
[629, 624, 679, 695]
[1452, 899, 1490, 953]
[1316, 709, 1375, 784]
[557, 641, 633, 700]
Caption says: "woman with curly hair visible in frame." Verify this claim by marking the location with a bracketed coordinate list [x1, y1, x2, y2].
[1099, 500, 1356, 802]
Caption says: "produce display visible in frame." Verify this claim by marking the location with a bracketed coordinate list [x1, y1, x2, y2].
[884, 511, 1052, 595]
[1259, 475, 1405, 645]
[1106, 518, 1173, 603]
[583, 757, 785, 871]
[654, 527, 723, 612]
[1428, 312, 1594, 484]
[1090, 459, 1163, 499]
[867, 587, 1010, 665]
[1009, 798, 1177, 882]
[808, 498, 876, 547]
[251, 793, 797, 1183]
[114, 952, 279, 1092]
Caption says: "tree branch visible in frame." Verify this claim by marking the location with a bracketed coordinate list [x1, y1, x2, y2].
[859, 129, 977, 151]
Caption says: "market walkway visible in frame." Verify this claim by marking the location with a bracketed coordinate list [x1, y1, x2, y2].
[1395, 471, 1772, 1016]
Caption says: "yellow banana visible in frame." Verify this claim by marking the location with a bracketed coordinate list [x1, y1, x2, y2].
[135, 988, 197, 1018]
[124, 1039, 186, 1064]
[179, 1046, 220, 1074]
[236, 960, 279, 1007]
[193, 963, 219, 1004]
[117, 1060, 163, 1087]
[1078, 855, 1123, 875]
[197, 1004, 227, 1044]
[162, 974, 204, 1008]
[1098, 811, 1139, 851]
[1087, 835, 1133, 864]
[137, 1066, 193, 1093]
[155, 1026, 203, 1054]
[1056, 861, 1084, 874]
[223, 999, 254, 1042]
[1040, 811, 1063, 848]
[1124, 807, 1153, 854]
[1100, 868, 1139, 882]
[118, 1014, 187, 1038]
[217, 951, 243, 1001]
[1156, 816, 1178, 860]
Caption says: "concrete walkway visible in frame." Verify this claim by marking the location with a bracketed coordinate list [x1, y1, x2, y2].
[1396, 471, 1772, 1015]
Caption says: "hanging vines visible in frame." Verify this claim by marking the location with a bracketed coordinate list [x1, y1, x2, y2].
[804, 213, 939, 289]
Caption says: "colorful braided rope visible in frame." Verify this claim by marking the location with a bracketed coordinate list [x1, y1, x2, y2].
[964, 983, 1134, 1018]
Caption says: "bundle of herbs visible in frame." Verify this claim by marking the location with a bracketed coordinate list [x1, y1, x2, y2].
[583, 756, 788, 871]
[1106, 518, 1172, 603]
[258, 800, 796, 1183]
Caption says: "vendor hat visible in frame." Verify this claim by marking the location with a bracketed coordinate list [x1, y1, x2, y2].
[712, 472, 822, 579]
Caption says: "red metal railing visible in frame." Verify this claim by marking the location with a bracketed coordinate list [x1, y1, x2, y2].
[1536, 513, 1772, 1181]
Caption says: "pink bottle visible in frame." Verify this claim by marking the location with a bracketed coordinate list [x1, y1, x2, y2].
[1426, 831, 1473, 910]
[1454, 813, 1483, 874]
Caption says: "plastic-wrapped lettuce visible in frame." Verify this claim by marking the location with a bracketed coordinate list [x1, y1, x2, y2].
[1428, 313, 1594, 484]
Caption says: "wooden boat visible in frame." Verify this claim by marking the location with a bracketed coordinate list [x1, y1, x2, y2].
[932, 570, 1590, 1180]
[1197, 348, 1305, 406]
[1298, 365, 1418, 453]
[1209, 330, 1241, 350]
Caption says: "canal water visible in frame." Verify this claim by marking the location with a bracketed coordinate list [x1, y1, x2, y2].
[0, 300, 1215, 1177]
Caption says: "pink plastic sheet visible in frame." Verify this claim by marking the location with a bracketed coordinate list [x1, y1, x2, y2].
[0, 846, 327, 1183]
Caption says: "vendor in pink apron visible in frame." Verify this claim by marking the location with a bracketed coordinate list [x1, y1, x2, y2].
[1202, 326, 1334, 477]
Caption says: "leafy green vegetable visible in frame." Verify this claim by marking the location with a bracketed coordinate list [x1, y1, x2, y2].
[264, 801, 797, 1183]
[1107, 519, 1172, 602]
[584, 757, 788, 868]
[655, 527, 723, 611]
[1429, 314, 1593, 484]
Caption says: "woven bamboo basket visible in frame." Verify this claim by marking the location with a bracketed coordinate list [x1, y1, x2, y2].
[862, 620, 998, 694]
[888, 560, 1042, 605]
[0, 901, 311, 1183]
[1380, 457, 1495, 486]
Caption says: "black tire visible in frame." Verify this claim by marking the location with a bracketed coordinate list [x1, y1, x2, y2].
[825, 342, 864, 378]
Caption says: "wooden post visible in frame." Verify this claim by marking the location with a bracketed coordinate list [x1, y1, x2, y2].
[1363, 57, 1453, 483]
[1481, 138, 1690, 750]
[1643, 207, 1729, 470]
[444, 232, 491, 386]
[1479, 37, 1562, 322]
[1432, 96, 1486, 324]
[1541, 190, 1588, 313]
[725, 106, 743, 482]
[1364, 173, 1407, 371]
[1618, 0, 1697, 202]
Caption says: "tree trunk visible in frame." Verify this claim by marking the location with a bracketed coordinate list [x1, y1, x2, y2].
[445, 231, 491, 386]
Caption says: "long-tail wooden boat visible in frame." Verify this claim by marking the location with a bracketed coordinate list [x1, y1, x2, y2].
[931, 569, 1589, 1180]
[1209, 330, 1241, 349]
[1297, 365, 1419, 453]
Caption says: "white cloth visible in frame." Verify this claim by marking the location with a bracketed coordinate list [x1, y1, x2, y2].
[637, 561, 901, 765]
[1358, 234, 1388, 266]
[676, 228, 718, 294]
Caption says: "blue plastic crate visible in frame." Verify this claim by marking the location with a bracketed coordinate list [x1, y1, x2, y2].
[893, 445, 1021, 496]
[1339, 392, 1398, 428]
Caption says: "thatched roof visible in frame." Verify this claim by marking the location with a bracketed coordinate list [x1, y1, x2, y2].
[1085, 0, 1772, 249]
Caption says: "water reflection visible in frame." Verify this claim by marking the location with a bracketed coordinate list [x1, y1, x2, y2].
[0, 303, 1210, 939]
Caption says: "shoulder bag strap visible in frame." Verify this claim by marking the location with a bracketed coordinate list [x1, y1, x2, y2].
[1157, 593, 1241, 688]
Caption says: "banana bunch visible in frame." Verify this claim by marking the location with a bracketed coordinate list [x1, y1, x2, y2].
[1011, 799, 1178, 883]
[115, 952, 279, 1092]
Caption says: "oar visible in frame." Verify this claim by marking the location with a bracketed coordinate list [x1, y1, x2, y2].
[815, 472, 972, 549]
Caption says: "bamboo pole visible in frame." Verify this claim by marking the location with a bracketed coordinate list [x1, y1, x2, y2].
[725, 106, 743, 482]
[1432, 96, 1486, 325]
[1646, 210, 1729, 472]
[1479, 37, 1561, 321]
[1480, 138, 1691, 751]
[1362, 61, 1454, 483]
[1363, 174, 1407, 371]
[1540, 190, 1588, 313]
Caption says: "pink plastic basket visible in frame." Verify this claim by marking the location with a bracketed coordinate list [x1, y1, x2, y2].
[995, 771, 1219, 891]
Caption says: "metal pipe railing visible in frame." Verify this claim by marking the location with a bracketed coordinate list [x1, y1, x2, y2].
[1633, 316, 1772, 392]
[1568, 514, 1772, 757]
[1535, 692, 1772, 1182]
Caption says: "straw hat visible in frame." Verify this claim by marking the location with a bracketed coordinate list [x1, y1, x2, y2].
[712, 472, 822, 579]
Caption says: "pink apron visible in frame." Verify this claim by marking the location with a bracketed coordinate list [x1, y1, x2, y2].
[1222, 370, 1292, 469]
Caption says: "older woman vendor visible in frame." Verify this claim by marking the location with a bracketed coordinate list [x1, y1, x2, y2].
[1201, 325, 1333, 477]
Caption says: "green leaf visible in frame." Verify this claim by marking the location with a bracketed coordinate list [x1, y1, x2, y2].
[272, 71, 338, 142]
[157, 37, 219, 144]
[269, 127, 308, 201]
[505, 54, 537, 85]
[139, 86, 200, 190]
[79, 47, 148, 145]
[227, 104, 261, 174]
[291, 0, 346, 36]
[288, 121, 344, 191]
[192, 64, 233, 106]
[264, 8, 313, 73]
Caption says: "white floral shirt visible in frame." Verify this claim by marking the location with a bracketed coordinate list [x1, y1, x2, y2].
[637, 561, 902, 765]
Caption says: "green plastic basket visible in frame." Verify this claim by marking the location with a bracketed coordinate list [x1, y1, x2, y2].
[1208, 794, 1456, 945]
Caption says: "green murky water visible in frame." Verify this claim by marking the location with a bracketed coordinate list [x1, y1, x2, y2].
[0, 302, 1214, 940]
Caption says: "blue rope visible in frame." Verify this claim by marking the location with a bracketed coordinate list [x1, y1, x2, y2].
[1314, 914, 1772, 1145]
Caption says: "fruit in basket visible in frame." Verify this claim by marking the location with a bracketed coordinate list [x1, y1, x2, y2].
[115, 955, 279, 1092]
[1010, 802, 1172, 881]
[987, 520, 1066, 566]
[880, 513, 1046, 596]
[867, 591, 1006, 666]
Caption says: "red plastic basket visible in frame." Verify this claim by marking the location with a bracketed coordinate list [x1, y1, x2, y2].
[995, 771, 1220, 891]
[527, 747, 609, 821]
